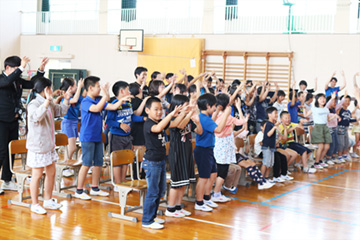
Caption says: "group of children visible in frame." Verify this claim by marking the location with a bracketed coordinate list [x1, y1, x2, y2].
[11, 59, 360, 229]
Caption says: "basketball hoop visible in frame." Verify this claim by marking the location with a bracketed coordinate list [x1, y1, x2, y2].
[120, 44, 133, 54]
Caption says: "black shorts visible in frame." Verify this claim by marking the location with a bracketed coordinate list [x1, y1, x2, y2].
[288, 142, 312, 155]
[217, 164, 230, 179]
[194, 146, 217, 178]
[236, 153, 249, 163]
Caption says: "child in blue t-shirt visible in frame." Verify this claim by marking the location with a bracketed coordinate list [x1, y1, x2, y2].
[75, 76, 132, 200]
[194, 93, 231, 212]
[60, 77, 84, 162]
[106, 81, 145, 185]
[288, 87, 301, 123]
[325, 71, 346, 97]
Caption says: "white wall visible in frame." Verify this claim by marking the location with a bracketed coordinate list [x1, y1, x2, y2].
[20, 35, 138, 85]
[19, 33, 360, 96]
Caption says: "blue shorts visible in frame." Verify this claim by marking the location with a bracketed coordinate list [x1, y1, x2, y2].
[61, 118, 78, 138]
[81, 141, 103, 167]
[194, 146, 217, 178]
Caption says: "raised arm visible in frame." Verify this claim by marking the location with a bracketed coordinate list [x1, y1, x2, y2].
[214, 106, 231, 133]
[325, 71, 336, 91]
[69, 78, 84, 104]
[187, 72, 206, 87]
[269, 83, 279, 104]
[340, 70, 346, 91]
[151, 106, 181, 133]
[90, 82, 110, 112]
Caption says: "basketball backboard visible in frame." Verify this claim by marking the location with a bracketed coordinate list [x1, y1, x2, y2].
[119, 29, 144, 52]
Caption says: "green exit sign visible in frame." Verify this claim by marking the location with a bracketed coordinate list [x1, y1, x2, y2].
[50, 45, 62, 52]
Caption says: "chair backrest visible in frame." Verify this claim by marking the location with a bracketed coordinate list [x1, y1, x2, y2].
[135, 146, 146, 180]
[295, 128, 305, 144]
[247, 134, 257, 155]
[110, 150, 135, 183]
[55, 133, 68, 146]
[54, 120, 62, 131]
[102, 132, 106, 143]
[77, 122, 81, 132]
[234, 137, 245, 152]
[8, 139, 27, 172]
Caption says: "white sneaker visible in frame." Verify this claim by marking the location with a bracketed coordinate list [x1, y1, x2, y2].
[343, 156, 351, 162]
[90, 189, 109, 196]
[351, 152, 359, 158]
[178, 209, 191, 216]
[74, 192, 92, 200]
[204, 199, 218, 208]
[258, 181, 274, 190]
[142, 222, 164, 229]
[319, 162, 328, 168]
[165, 210, 185, 218]
[280, 175, 294, 181]
[333, 159, 341, 164]
[211, 194, 231, 203]
[303, 167, 316, 173]
[194, 204, 213, 212]
[31, 204, 47, 215]
[62, 169, 74, 177]
[340, 158, 346, 163]
[326, 160, 335, 165]
[314, 164, 323, 169]
[43, 198, 62, 209]
[287, 171, 292, 175]
[272, 177, 285, 183]
[1, 181, 17, 191]
[154, 218, 165, 224]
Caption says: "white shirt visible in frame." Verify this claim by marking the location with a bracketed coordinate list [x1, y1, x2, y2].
[273, 101, 286, 121]
[254, 131, 264, 156]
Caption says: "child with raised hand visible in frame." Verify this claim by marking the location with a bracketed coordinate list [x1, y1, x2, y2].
[304, 93, 337, 169]
[75, 76, 132, 200]
[325, 71, 346, 97]
[212, 93, 248, 202]
[165, 95, 202, 218]
[26, 77, 71, 214]
[106, 81, 145, 186]
[194, 93, 231, 212]
[141, 97, 184, 229]
[59, 78, 84, 164]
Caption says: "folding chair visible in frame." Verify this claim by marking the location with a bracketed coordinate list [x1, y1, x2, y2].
[108, 149, 147, 222]
[7, 139, 44, 208]
[54, 133, 82, 198]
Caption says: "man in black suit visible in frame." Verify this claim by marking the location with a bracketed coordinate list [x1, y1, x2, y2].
[0, 56, 48, 194]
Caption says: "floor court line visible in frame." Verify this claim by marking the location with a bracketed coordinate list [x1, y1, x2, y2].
[261, 169, 349, 204]
[184, 216, 271, 235]
[292, 181, 360, 192]
[229, 196, 358, 227]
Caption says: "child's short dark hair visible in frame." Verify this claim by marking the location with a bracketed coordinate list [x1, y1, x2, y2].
[355, 99, 358, 107]
[314, 93, 326, 107]
[84, 76, 100, 91]
[331, 77, 338, 82]
[169, 94, 189, 112]
[175, 83, 187, 94]
[4, 56, 21, 68]
[187, 75, 194, 82]
[151, 71, 161, 80]
[165, 73, 174, 79]
[257, 86, 263, 95]
[129, 83, 140, 96]
[280, 110, 289, 118]
[207, 76, 213, 82]
[188, 84, 196, 94]
[197, 93, 216, 110]
[218, 78, 225, 84]
[216, 93, 230, 109]
[305, 93, 313, 102]
[339, 95, 351, 101]
[145, 96, 161, 109]
[277, 90, 286, 97]
[59, 77, 75, 91]
[134, 66, 147, 78]
[208, 87, 215, 95]
[297, 91, 304, 98]
[266, 106, 277, 115]
[261, 120, 267, 127]
[326, 95, 333, 103]
[232, 79, 241, 86]
[289, 90, 297, 100]
[246, 80, 253, 86]
[299, 80, 307, 87]
[112, 81, 129, 96]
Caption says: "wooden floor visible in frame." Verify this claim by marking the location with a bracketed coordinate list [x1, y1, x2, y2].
[1, 160, 360, 240]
